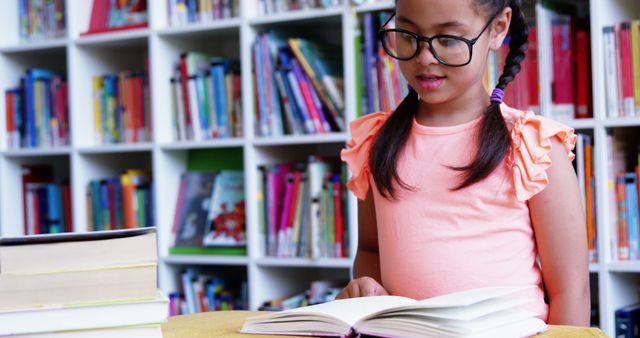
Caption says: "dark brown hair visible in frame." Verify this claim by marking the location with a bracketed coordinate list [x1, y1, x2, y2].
[370, 0, 529, 199]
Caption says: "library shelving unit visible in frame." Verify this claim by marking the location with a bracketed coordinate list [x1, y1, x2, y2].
[0, 0, 638, 336]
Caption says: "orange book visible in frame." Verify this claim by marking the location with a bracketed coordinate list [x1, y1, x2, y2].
[121, 171, 141, 229]
[584, 140, 596, 261]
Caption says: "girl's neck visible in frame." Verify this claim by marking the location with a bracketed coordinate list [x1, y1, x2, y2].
[415, 85, 491, 128]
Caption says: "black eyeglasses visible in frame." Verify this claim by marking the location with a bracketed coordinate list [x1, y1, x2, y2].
[378, 12, 496, 67]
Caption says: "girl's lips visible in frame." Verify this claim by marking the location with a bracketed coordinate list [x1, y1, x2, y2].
[415, 75, 446, 91]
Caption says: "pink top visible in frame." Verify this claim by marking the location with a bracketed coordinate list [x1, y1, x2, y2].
[340, 103, 576, 321]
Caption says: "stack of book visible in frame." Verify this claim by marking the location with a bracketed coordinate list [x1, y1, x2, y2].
[4, 68, 69, 149]
[0, 228, 167, 337]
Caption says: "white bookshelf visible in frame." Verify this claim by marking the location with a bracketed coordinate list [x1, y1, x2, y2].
[0, 0, 638, 335]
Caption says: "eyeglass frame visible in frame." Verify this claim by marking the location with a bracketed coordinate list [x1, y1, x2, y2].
[378, 12, 498, 67]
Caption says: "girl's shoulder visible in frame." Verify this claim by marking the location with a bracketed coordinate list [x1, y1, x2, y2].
[501, 103, 578, 201]
[340, 111, 392, 200]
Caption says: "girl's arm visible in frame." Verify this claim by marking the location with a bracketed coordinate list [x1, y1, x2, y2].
[336, 188, 388, 299]
[353, 188, 382, 282]
[529, 138, 590, 326]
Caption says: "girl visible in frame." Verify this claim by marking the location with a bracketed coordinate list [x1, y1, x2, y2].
[337, 0, 590, 326]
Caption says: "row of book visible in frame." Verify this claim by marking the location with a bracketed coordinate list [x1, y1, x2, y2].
[357, 11, 409, 117]
[603, 21, 640, 118]
[257, 0, 342, 15]
[171, 171, 247, 253]
[169, 270, 248, 315]
[575, 134, 597, 263]
[609, 135, 640, 261]
[87, 169, 154, 231]
[93, 70, 151, 145]
[21, 164, 72, 235]
[170, 53, 243, 141]
[5, 68, 69, 149]
[168, 0, 238, 26]
[259, 280, 343, 311]
[18, 0, 66, 42]
[0, 228, 166, 337]
[254, 32, 344, 136]
[257, 157, 349, 259]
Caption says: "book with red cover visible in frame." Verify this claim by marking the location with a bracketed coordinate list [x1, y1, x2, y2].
[21, 165, 53, 235]
[574, 28, 592, 118]
[552, 15, 575, 109]
[81, 0, 148, 36]
[619, 22, 635, 117]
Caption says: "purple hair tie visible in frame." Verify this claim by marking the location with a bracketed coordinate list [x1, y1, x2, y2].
[490, 88, 505, 103]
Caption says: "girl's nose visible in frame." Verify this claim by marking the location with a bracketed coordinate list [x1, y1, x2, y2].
[414, 42, 439, 66]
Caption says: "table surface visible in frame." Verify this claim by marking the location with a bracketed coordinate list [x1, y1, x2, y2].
[161, 311, 608, 338]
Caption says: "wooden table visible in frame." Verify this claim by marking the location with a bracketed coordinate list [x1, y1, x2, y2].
[161, 311, 608, 338]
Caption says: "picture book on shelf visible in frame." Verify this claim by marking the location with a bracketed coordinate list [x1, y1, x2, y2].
[172, 172, 217, 248]
[203, 171, 246, 247]
[241, 286, 547, 338]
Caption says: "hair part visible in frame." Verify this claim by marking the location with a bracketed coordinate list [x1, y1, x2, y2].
[370, 0, 529, 199]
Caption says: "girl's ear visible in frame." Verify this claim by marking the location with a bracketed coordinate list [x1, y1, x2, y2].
[489, 7, 513, 51]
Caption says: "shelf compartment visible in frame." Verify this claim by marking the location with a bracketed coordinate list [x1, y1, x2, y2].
[248, 7, 344, 26]
[157, 18, 242, 38]
[0, 38, 69, 54]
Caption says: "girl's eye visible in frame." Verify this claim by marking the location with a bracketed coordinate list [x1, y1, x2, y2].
[435, 37, 463, 48]
[399, 32, 414, 41]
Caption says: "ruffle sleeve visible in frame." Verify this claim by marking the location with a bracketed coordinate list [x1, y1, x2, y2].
[340, 112, 391, 200]
[508, 110, 577, 202]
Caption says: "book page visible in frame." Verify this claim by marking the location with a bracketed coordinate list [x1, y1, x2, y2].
[414, 285, 533, 308]
[252, 296, 415, 327]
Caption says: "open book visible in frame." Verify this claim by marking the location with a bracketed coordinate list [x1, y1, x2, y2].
[240, 286, 547, 338]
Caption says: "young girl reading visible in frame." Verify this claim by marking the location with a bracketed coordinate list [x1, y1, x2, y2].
[338, 0, 590, 326]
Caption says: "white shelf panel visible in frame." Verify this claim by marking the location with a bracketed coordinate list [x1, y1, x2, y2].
[160, 138, 246, 150]
[253, 133, 348, 146]
[608, 261, 640, 273]
[602, 117, 640, 128]
[157, 18, 242, 37]
[0, 38, 68, 53]
[75, 29, 150, 47]
[554, 118, 596, 130]
[255, 257, 352, 268]
[353, 1, 395, 13]
[589, 263, 599, 273]
[2, 147, 72, 157]
[248, 7, 344, 26]
[163, 255, 250, 266]
[77, 143, 154, 154]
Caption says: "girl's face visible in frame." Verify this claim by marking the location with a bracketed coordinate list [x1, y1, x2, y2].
[393, 0, 511, 106]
